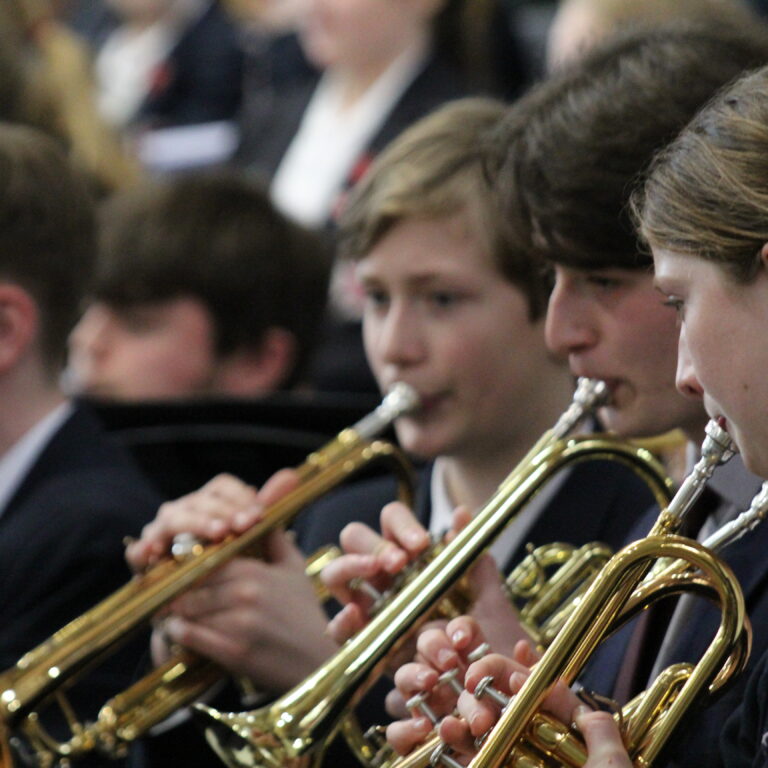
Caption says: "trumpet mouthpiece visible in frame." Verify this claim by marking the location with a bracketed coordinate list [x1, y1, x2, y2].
[352, 382, 420, 440]
[703, 419, 737, 464]
[385, 382, 421, 415]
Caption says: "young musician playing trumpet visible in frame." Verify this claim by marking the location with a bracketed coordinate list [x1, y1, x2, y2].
[384, 24, 768, 768]
[573, 55, 768, 768]
[124, 97, 656, 767]
[445, 49, 768, 768]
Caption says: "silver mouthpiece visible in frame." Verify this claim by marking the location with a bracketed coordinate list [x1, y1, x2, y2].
[553, 378, 610, 439]
[352, 382, 421, 440]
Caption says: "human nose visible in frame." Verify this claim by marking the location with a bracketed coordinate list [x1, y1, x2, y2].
[70, 304, 113, 358]
[372, 300, 425, 369]
[544, 275, 598, 358]
[67, 304, 118, 385]
[675, 330, 704, 400]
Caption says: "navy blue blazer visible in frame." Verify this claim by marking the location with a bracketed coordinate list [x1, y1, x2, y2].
[139, 2, 244, 128]
[721, 646, 768, 768]
[73, 1, 244, 129]
[236, 49, 469, 188]
[0, 404, 162, 766]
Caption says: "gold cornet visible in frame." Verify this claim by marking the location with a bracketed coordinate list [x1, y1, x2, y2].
[425, 421, 754, 768]
[195, 378, 675, 768]
[0, 383, 420, 768]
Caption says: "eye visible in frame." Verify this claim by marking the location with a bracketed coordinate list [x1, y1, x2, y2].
[428, 290, 460, 309]
[660, 295, 685, 326]
[363, 286, 389, 310]
[660, 295, 684, 313]
[587, 276, 621, 290]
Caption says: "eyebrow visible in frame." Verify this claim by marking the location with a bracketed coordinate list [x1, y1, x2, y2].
[357, 270, 464, 288]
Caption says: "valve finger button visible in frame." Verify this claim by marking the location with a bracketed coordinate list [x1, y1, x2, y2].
[474, 676, 510, 709]
[407, 692, 439, 725]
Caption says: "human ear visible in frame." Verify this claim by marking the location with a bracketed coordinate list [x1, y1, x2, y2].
[760, 242, 768, 269]
[215, 327, 297, 396]
[0, 284, 38, 374]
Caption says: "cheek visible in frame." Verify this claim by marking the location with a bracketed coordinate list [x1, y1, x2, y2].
[627, 317, 680, 386]
[361, 320, 385, 379]
[139, 334, 211, 384]
[434, 330, 489, 382]
[685, 323, 729, 401]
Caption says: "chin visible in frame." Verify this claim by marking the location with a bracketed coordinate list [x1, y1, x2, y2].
[598, 408, 662, 440]
[596, 406, 631, 436]
[82, 382, 120, 399]
[395, 430, 444, 463]
[734, 432, 768, 479]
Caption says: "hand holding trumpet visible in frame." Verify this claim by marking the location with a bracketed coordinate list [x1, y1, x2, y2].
[386, 614, 631, 768]
[126, 471, 338, 694]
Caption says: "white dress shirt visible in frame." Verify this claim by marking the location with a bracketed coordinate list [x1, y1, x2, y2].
[0, 401, 73, 519]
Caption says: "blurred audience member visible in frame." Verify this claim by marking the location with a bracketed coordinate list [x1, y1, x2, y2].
[546, 0, 760, 71]
[72, 0, 245, 172]
[67, 171, 330, 400]
[0, 2, 140, 193]
[0, 122, 160, 766]
[238, 0, 522, 230]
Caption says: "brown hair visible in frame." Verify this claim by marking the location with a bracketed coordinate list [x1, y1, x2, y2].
[490, 24, 768, 273]
[634, 65, 768, 284]
[94, 170, 330, 388]
[337, 97, 551, 319]
[0, 121, 96, 374]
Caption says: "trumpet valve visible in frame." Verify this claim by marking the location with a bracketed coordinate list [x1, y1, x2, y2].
[474, 676, 510, 709]
[430, 743, 464, 768]
[348, 578, 386, 613]
[437, 669, 463, 697]
[407, 692, 440, 725]
[171, 533, 204, 561]
[467, 642, 491, 663]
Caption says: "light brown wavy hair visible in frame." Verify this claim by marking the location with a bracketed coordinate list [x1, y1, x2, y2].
[633, 64, 768, 284]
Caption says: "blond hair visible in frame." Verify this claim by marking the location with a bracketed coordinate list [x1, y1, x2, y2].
[337, 97, 551, 319]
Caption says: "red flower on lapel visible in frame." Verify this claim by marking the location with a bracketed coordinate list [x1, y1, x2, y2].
[148, 60, 175, 99]
[332, 151, 375, 222]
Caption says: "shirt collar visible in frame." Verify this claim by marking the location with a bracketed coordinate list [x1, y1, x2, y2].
[0, 401, 74, 518]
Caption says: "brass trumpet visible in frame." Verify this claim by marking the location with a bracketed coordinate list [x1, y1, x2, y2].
[0, 383, 420, 768]
[195, 378, 675, 768]
[426, 421, 754, 768]
[385, 420, 741, 768]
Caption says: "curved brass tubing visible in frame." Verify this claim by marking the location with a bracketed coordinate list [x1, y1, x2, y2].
[195, 380, 678, 768]
[0, 385, 419, 768]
